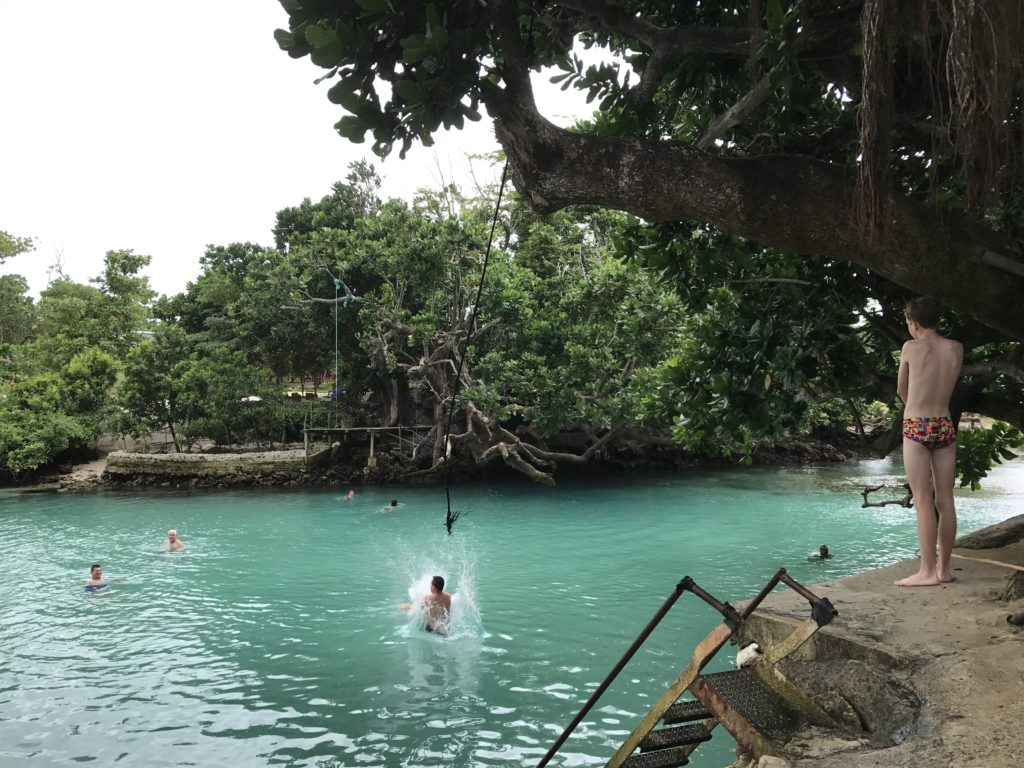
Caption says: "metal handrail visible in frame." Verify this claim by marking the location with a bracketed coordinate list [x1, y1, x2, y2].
[535, 569, 789, 768]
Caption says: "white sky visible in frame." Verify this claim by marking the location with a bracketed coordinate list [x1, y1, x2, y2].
[0, 0, 591, 299]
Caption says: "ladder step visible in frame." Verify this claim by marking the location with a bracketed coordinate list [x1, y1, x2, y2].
[662, 699, 711, 724]
[700, 669, 803, 735]
[622, 746, 691, 768]
[639, 724, 712, 751]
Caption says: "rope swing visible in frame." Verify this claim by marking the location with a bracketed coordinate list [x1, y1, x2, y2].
[441, 162, 509, 535]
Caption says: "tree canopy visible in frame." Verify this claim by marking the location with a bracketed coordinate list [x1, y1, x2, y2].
[2, 169, 1018, 485]
[275, 0, 1024, 340]
[0, 230, 34, 264]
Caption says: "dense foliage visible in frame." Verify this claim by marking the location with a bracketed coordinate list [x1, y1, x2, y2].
[274, 0, 1024, 339]
[273, 0, 1024, 461]
[3, 159, 1020, 484]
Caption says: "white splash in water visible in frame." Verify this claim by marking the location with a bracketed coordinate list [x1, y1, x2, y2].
[393, 539, 485, 640]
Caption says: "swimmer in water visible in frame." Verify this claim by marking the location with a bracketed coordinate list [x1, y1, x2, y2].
[380, 499, 398, 513]
[399, 575, 452, 635]
[84, 563, 111, 595]
[345, 489, 355, 500]
[808, 544, 832, 561]
[163, 529, 185, 550]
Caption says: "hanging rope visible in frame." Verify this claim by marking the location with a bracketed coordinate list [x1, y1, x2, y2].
[441, 162, 509, 535]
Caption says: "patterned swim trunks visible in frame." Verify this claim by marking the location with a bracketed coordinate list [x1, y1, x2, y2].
[903, 416, 956, 449]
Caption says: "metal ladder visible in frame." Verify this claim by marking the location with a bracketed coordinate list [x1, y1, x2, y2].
[537, 569, 838, 768]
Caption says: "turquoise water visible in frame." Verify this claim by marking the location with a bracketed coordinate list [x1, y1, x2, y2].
[1, 457, 1022, 768]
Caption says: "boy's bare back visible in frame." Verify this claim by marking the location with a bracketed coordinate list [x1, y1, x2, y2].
[898, 336, 963, 417]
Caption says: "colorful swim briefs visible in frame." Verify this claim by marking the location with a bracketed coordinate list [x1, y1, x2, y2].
[903, 416, 956, 449]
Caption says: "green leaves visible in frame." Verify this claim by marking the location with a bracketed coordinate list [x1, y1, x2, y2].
[956, 421, 1024, 490]
[765, 0, 786, 31]
[354, 0, 388, 12]
[0, 230, 35, 264]
[326, 77, 360, 110]
[274, 0, 487, 157]
[335, 115, 368, 143]
[393, 78, 424, 104]
[0, 351, 119, 474]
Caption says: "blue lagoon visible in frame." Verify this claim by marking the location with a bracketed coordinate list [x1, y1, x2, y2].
[1, 457, 1021, 767]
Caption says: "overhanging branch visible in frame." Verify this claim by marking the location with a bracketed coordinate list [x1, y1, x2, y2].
[488, 109, 1024, 340]
[556, 0, 748, 110]
[697, 63, 787, 150]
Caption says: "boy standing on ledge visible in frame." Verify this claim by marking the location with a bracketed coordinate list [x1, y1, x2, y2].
[896, 297, 963, 587]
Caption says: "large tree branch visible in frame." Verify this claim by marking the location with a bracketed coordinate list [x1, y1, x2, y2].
[493, 0, 537, 104]
[961, 359, 1024, 386]
[697, 64, 787, 150]
[557, 0, 748, 110]
[965, 393, 1024, 432]
[478, 441, 557, 485]
[488, 109, 1024, 340]
[514, 425, 619, 464]
[558, 0, 748, 54]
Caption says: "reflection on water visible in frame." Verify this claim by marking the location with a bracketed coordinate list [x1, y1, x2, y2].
[0, 457, 1022, 767]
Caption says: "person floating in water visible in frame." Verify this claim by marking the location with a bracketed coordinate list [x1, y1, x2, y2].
[84, 563, 111, 595]
[895, 297, 963, 588]
[163, 529, 185, 550]
[808, 545, 832, 561]
[344, 489, 355, 500]
[380, 499, 398, 513]
[400, 575, 452, 635]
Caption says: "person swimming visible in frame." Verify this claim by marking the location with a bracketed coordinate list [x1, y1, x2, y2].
[808, 544, 832, 561]
[162, 529, 185, 550]
[84, 563, 111, 594]
[399, 575, 452, 635]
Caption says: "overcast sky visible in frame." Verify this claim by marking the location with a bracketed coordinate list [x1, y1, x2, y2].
[0, 0, 590, 299]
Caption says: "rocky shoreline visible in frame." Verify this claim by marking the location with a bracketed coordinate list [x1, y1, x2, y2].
[30, 435, 859, 493]
[726, 514, 1024, 768]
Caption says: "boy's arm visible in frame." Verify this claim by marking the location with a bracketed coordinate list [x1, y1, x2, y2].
[896, 342, 911, 403]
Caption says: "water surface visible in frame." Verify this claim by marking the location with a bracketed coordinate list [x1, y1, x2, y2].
[1, 457, 1021, 767]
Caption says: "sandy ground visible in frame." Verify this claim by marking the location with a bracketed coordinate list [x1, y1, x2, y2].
[749, 516, 1024, 768]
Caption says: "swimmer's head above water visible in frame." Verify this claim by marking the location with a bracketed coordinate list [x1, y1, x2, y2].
[85, 563, 109, 593]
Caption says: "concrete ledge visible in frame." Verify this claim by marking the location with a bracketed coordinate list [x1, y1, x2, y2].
[105, 450, 307, 478]
[737, 611, 910, 669]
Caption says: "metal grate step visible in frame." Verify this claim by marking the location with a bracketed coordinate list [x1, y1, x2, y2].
[700, 669, 803, 735]
[662, 699, 711, 725]
[622, 746, 691, 768]
[639, 723, 712, 751]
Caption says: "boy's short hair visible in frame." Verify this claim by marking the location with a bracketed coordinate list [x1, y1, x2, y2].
[431, 575, 445, 591]
[904, 297, 940, 329]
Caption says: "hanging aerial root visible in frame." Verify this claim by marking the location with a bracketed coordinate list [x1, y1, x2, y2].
[856, 0, 895, 244]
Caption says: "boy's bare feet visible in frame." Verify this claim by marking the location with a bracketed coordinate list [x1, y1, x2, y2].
[895, 571, 940, 587]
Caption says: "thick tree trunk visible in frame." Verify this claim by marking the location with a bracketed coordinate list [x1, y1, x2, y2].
[491, 112, 1024, 340]
[166, 419, 180, 454]
[380, 376, 412, 428]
